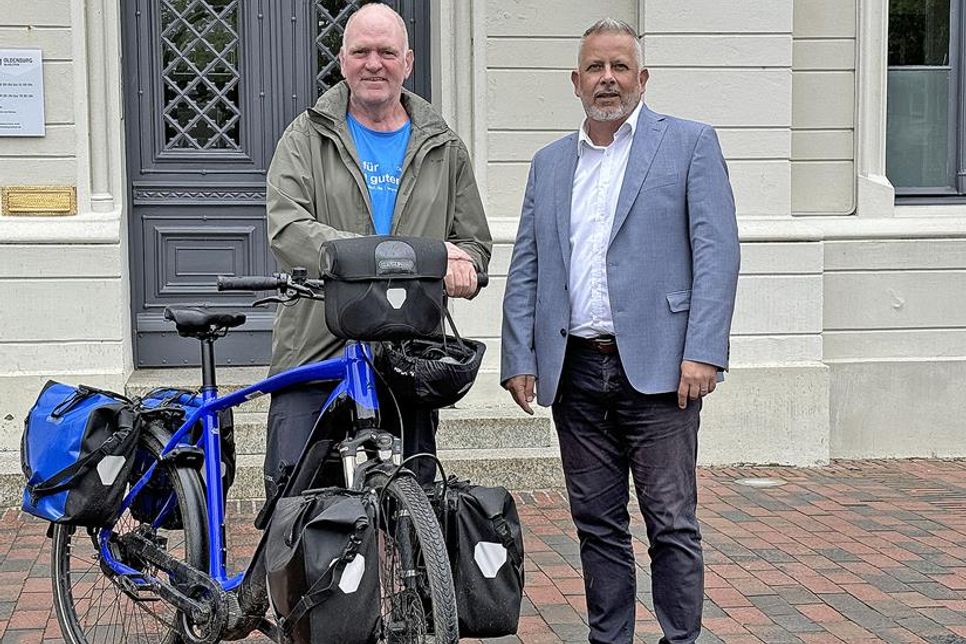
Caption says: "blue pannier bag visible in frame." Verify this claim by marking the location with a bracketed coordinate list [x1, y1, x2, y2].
[21, 381, 139, 527]
[125, 388, 237, 529]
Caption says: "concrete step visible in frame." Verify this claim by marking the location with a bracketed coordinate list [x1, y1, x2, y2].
[206, 408, 562, 497]
[227, 408, 555, 455]
[223, 447, 565, 500]
[437, 447, 565, 489]
[0, 453, 23, 509]
[223, 408, 562, 497]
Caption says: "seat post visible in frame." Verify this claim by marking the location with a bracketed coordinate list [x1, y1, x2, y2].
[200, 338, 217, 392]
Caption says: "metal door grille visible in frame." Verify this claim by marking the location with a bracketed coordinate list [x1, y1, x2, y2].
[160, 0, 241, 150]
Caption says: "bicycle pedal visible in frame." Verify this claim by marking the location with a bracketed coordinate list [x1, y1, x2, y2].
[115, 574, 161, 602]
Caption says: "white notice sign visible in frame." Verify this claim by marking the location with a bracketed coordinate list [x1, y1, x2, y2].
[0, 49, 45, 136]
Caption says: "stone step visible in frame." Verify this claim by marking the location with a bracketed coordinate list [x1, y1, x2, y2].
[223, 448, 565, 500]
[437, 447, 565, 489]
[0, 453, 23, 509]
[226, 408, 555, 454]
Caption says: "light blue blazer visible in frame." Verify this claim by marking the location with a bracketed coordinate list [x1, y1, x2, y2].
[501, 104, 740, 406]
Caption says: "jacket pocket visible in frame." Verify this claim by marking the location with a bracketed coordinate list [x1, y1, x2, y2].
[666, 289, 692, 313]
[641, 174, 680, 193]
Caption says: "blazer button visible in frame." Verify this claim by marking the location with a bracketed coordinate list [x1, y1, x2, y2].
[559, 329, 567, 337]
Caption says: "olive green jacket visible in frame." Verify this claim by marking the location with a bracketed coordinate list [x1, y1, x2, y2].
[266, 81, 492, 373]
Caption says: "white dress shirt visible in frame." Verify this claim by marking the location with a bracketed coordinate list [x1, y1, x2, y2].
[568, 100, 642, 338]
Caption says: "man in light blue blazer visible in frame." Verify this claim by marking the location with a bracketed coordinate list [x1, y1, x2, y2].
[501, 18, 740, 644]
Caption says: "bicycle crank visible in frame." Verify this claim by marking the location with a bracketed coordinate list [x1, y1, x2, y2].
[117, 528, 229, 644]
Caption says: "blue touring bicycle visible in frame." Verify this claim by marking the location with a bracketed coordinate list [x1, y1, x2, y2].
[47, 249, 486, 644]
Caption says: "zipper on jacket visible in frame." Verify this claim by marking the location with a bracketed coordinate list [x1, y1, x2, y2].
[308, 107, 454, 236]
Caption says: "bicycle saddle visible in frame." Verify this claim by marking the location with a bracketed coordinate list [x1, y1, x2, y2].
[163, 307, 246, 339]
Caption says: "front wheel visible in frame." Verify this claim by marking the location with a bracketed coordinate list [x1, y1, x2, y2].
[366, 468, 458, 644]
[50, 429, 208, 644]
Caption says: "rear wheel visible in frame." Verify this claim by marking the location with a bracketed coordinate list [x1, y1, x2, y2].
[366, 468, 458, 644]
[51, 430, 208, 644]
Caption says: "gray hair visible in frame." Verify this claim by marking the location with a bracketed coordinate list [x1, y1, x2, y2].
[344, 2, 410, 52]
[579, 18, 644, 67]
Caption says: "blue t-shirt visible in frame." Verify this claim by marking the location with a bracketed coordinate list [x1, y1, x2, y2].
[347, 113, 412, 235]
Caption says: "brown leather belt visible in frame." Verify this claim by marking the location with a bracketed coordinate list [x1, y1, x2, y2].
[569, 335, 618, 354]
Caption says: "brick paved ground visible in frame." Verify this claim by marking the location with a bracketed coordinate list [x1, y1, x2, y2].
[1, 459, 964, 643]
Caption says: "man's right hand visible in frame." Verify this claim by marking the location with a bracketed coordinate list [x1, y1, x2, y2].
[503, 374, 536, 415]
[444, 242, 478, 298]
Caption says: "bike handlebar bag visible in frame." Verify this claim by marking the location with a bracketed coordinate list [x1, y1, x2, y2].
[21, 381, 139, 527]
[265, 488, 380, 644]
[320, 236, 447, 341]
[433, 477, 525, 637]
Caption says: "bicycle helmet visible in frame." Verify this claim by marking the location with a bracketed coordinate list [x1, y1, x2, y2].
[379, 335, 486, 409]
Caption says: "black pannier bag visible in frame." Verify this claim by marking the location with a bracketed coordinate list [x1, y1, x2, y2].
[320, 236, 448, 341]
[265, 488, 380, 644]
[434, 478, 525, 637]
[21, 381, 140, 527]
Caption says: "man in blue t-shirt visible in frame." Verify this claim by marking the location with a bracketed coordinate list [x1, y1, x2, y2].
[263, 3, 491, 494]
[346, 113, 411, 235]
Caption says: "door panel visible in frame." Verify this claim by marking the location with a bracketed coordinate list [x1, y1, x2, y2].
[124, 0, 430, 367]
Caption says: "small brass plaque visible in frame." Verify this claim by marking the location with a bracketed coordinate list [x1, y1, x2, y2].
[1, 186, 77, 216]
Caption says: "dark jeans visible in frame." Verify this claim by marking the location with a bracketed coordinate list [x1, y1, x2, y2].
[264, 382, 439, 498]
[552, 342, 703, 644]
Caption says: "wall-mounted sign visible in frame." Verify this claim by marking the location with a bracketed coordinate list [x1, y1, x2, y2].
[0, 49, 45, 137]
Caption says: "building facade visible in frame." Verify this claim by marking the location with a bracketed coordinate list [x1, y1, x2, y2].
[1, 0, 964, 474]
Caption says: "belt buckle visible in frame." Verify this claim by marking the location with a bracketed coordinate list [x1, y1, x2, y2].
[592, 336, 615, 352]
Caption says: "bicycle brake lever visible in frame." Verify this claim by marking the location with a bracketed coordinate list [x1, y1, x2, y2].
[252, 295, 286, 307]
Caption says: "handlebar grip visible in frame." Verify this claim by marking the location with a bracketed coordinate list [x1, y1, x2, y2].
[476, 272, 489, 289]
[216, 275, 285, 291]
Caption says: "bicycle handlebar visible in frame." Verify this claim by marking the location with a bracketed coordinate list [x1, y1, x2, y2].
[217, 271, 488, 294]
[216, 275, 288, 292]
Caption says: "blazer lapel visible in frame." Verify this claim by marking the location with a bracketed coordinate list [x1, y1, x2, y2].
[609, 106, 668, 245]
[554, 135, 579, 275]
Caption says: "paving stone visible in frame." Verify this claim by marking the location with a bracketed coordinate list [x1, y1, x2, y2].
[911, 582, 966, 600]
[816, 548, 863, 563]
[769, 610, 826, 633]
[750, 595, 798, 616]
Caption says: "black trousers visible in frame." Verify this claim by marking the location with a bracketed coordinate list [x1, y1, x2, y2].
[552, 342, 704, 644]
[264, 382, 439, 498]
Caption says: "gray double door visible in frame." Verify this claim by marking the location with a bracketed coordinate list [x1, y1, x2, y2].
[123, 0, 430, 367]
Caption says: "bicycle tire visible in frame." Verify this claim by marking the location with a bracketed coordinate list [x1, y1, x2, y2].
[51, 427, 208, 644]
[366, 468, 459, 644]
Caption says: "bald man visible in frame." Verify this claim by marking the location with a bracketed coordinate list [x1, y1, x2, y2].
[264, 3, 491, 495]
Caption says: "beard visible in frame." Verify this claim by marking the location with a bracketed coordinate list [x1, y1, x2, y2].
[581, 89, 640, 122]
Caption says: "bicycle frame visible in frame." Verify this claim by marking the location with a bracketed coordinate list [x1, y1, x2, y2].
[99, 341, 381, 591]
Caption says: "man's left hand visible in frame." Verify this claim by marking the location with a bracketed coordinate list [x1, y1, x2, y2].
[444, 242, 478, 298]
[677, 360, 717, 409]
